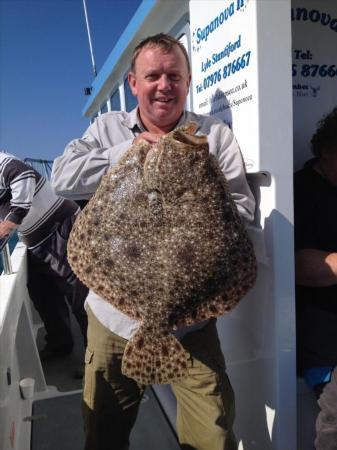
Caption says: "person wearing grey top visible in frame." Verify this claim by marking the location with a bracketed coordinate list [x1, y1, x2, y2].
[51, 34, 255, 450]
[0, 151, 88, 364]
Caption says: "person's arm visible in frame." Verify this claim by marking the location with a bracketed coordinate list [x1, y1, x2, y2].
[0, 220, 18, 238]
[216, 125, 255, 222]
[292, 169, 337, 287]
[295, 249, 337, 287]
[1, 158, 36, 231]
[51, 119, 134, 200]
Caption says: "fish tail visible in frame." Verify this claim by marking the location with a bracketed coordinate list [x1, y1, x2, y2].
[122, 327, 189, 385]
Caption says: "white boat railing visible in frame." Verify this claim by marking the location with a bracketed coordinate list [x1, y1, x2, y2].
[0, 235, 13, 275]
[23, 158, 53, 180]
[0, 242, 50, 450]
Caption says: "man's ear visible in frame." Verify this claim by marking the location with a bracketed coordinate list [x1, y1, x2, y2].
[188, 73, 192, 88]
[128, 72, 137, 96]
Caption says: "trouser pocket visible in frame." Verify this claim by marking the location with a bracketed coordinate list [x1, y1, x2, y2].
[83, 348, 94, 408]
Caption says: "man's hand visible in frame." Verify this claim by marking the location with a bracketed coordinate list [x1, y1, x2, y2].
[133, 132, 165, 145]
[0, 220, 18, 238]
[295, 248, 337, 287]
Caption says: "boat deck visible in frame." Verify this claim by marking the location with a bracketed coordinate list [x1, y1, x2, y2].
[0, 241, 321, 450]
[31, 387, 179, 450]
[0, 242, 179, 450]
[33, 308, 180, 449]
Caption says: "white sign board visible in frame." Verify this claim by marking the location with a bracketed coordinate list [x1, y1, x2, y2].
[189, 2, 296, 449]
[292, 0, 337, 170]
[189, 0, 258, 171]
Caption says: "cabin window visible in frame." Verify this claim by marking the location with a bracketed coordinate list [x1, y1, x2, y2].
[124, 78, 137, 112]
[101, 103, 108, 114]
[110, 89, 121, 111]
[90, 113, 98, 124]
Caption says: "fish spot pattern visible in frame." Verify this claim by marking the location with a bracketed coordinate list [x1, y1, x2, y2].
[67, 123, 257, 385]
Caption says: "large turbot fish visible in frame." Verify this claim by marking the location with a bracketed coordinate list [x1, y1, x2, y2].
[67, 123, 257, 385]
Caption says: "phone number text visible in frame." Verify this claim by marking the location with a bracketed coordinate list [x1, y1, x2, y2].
[293, 64, 337, 77]
[202, 51, 251, 91]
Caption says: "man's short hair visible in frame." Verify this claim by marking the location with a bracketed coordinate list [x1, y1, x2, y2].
[130, 33, 191, 74]
[311, 106, 337, 157]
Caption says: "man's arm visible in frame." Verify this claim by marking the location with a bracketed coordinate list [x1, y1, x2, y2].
[1, 158, 36, 232]
[51, 120, 133, 200]
[0, 220, 18, 238]
[292, 169, 337, 287]
[295, 249, 337, 287]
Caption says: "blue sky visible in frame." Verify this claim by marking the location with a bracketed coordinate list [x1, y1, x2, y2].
[0, 0, 142, 161]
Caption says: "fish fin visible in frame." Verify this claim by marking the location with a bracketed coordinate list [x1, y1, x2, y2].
[178, 121, 199, 135]
[122, 328, 188, 385]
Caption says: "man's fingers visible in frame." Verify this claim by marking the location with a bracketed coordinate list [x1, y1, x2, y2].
[133, 132, 161, 145]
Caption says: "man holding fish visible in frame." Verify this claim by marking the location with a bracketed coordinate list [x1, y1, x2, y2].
[52, 33, 256, 450]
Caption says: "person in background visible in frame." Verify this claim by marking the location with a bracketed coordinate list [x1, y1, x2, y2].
[294, 107, 337, 450]
[0, 151, 88, 369]
[51, 33, 255, 450]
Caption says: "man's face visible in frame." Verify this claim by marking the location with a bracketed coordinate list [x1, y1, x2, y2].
[128, 45, 191, 133]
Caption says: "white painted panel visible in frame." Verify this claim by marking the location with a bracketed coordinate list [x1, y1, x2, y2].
[0, 244, 47, 450]
[190, 0, 259, 171]
[189, 2, 295, 449]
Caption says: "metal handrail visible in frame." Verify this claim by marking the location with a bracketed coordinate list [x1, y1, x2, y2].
[0, 235, 13, 275]
[23, 158, 53, 180]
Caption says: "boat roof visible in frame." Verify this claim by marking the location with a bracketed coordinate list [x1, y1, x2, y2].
[82, 0, 189, 118]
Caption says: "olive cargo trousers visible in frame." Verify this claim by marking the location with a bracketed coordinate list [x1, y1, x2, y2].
[83, 307, 237, 450]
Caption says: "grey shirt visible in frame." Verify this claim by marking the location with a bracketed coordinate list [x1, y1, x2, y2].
[51, 108, 255, 339]
[52, 108, 255, 222]
[0, 152, 78, 247]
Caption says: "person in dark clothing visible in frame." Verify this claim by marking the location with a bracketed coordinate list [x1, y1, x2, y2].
[294, 107, 337, 450]
[0, 151, 88, 362]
